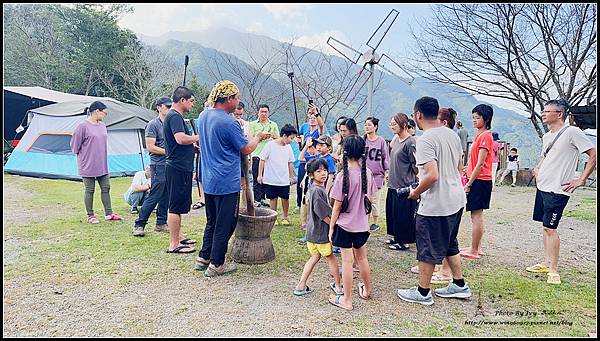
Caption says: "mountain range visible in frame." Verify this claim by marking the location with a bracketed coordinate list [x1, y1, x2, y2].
[139, 28, 543, 167]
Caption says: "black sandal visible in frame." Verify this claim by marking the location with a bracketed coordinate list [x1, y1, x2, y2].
[192, 202, 205, 209]
[389, 243, 410, 251]
[166, 245, 195, 253]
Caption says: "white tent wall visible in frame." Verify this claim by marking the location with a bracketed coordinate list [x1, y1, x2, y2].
[14, 114, 83, 152]
[5, 113, 149, 179]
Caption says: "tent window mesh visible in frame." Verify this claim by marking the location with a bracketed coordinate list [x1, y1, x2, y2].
[29, 134, 73, 155]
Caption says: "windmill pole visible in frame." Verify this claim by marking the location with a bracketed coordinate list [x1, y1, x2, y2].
[367, 62, 375, 117]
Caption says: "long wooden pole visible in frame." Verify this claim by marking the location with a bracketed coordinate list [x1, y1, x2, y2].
[241, 151, 255, 216]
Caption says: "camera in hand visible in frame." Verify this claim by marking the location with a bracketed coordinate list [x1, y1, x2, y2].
[396, 182, 419, 199]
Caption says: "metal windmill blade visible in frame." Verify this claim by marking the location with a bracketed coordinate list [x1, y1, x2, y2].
[342, 66, 373, 105]
[378, 53, 415, 85]
[326, 37, 363, 65]
[365, 9, 399, 52]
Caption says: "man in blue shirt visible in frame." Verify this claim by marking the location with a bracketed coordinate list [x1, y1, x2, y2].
[196, 80, 269, 277]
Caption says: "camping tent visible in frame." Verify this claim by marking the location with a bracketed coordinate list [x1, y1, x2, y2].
[3, 86, 106, 142]
[4, 98, 156, 180]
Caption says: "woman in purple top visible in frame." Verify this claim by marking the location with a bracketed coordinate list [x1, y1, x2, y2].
[385, 113, 417, 251]
[70, 101, 122, 224]
[363, 117, 390, 233]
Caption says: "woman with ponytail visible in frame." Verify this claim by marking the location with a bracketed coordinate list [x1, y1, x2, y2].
[328, 135, 377, 310]
[70, 101, 122, 224]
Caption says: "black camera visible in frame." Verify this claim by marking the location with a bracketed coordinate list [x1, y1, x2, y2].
[396, 182, 419, 199]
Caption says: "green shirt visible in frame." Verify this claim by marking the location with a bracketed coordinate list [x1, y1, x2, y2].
[250, 119, 279, 157]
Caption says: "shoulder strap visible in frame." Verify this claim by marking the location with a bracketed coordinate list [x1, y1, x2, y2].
[543, 125, 570, 157]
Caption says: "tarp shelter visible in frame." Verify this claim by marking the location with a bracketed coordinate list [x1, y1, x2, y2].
[4, 98, 156, 180]
[3, 86, 106, 142]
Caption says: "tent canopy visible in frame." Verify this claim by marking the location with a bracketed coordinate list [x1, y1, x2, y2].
[3, 86, 105, 140]
[3, 86, 105, 103]
[27, 98, 156, 130]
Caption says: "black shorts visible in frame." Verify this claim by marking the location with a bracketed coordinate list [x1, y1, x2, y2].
[415, 209, 464, 265]
[533, 189, 570, 229]
[263, 184, 290, 200]
[332, 225, 370, 249]
[466, 179, 492, 211]
[166, 166, 192, 214]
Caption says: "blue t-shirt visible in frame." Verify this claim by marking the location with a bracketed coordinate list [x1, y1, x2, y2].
[299, 122, 330, 138]
[198, 108, 249, 195]
[164, 109, 194, 172]
[321, 154, 336, 174]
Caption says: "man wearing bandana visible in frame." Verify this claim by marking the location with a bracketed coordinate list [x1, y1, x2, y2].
[195, 80, 270, 276]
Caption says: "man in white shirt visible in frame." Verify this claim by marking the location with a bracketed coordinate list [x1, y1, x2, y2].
[527, 99, 596, 285]
[124, 165, 151, 214]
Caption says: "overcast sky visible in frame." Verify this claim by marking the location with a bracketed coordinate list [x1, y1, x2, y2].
[118, 3, 429, 59]
[117, 3, 534, 116]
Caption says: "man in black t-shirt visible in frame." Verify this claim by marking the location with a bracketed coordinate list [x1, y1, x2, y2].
[164, 86, 198, 254]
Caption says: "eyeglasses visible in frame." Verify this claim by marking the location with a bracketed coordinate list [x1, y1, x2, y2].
[541, 110, 563, 114]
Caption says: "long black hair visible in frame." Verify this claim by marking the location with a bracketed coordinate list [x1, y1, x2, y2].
[341, 135, 371, 214]
[341, 118, 358, 136]
[303, 158, 329, 204]
[84, 101, 107, 116]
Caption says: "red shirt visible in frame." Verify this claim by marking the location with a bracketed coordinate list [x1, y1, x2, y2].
[467, 130, 493, 181]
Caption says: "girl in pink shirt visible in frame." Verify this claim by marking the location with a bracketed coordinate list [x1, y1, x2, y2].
[328, 135, 377, 311]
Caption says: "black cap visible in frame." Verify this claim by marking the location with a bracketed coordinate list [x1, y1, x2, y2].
[155, 96, 172, 107]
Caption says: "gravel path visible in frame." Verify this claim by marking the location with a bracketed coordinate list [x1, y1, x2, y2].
[3, 178, 596, 337]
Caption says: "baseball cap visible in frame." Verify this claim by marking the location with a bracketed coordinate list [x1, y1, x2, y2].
[155, 96, 173, 107]
[315, 135, 332, 146]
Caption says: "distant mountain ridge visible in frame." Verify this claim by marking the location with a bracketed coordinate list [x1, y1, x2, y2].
[139, 28, 542, 167]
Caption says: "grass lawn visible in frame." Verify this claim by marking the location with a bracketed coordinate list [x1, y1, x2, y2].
[3, 175, 597, 337]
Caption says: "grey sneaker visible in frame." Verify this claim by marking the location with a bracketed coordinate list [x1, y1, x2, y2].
[397, 287, 434, 306]
[155, 224, 168, 232]
[204, 263, 237, 277]
[369, 224, 380, 233]
[434, 282, 472, 299]
[132, 226, 145, 237]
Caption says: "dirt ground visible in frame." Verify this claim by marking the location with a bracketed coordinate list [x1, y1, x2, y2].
[3, 178, 597, 337]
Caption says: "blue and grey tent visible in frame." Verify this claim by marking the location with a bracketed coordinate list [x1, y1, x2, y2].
[4, 98, 156, 180]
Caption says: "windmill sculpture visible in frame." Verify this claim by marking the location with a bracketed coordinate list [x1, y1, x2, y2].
[327, 9, 414, 117]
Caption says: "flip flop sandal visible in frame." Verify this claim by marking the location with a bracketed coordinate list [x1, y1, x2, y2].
[192, 202, 205, 209]
[180, 238, 197, 245]
[430, 273, 452, 284]
[385, 239, 396, 245]
[526, 263, 550, 273]
[459, 250, 481, 259]
[293, 286, 314, 296]
[166, 245, 195, 254]
[328, 294, 352, 311]
[330, 282, 344, 295]
[358, 282, 372, 300]
[547, 273, 561, 285]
